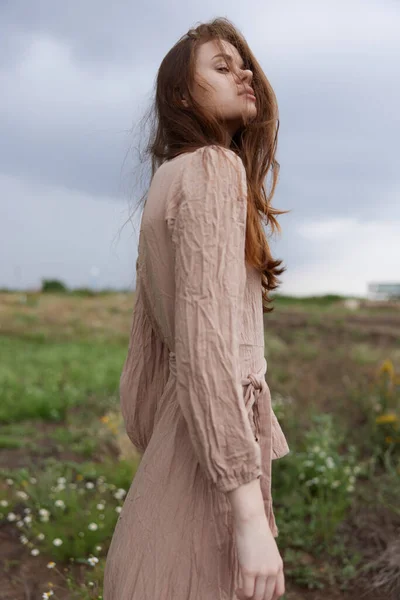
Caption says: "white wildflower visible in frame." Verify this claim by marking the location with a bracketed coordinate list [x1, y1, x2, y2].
[16, 491, 29, 500]
[39, 508, 50, 522]
[325, 456, 335, 469]
[114, 488, 126, 501]
[305, 477, 319, 487]
[53, 538, 63, 546]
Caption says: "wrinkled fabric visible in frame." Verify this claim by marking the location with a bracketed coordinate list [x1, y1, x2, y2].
[103, 145, 290, 600]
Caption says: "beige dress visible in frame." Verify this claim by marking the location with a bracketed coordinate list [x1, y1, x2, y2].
[103, 145, 290, 600]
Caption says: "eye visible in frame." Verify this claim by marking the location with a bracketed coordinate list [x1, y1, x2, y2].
[216, 66, 229, 72]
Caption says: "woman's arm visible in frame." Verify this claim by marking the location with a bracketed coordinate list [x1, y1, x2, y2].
[168, 145, 263, 496]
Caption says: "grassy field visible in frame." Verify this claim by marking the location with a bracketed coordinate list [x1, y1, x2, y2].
[0, 290, 399, 600]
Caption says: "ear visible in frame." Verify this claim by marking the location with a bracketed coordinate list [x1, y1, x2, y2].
[175, 86, 189, 108]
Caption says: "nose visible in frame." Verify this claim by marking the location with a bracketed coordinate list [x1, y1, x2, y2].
[237, 68, 253, 94]
[243, 68, 253, 80]
[239, 67, 252, 81]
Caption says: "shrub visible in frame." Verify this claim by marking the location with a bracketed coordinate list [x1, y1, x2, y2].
[41, 279, 68, 293]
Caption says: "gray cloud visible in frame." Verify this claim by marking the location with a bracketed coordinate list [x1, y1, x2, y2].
[1, 1, 399, 294]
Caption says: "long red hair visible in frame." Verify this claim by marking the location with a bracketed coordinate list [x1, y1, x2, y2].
[127, 17, 290, 313]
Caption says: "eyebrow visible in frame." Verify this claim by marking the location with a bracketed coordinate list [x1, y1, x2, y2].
[212, 52, 245, 69]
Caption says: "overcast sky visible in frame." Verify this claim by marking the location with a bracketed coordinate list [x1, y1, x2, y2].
[1, 0, 399, 297]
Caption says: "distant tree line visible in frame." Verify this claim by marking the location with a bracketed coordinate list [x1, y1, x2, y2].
[40, 279, 126, 296]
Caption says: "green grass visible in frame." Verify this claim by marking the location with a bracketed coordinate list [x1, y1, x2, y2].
[1, 292, 400, 599]
[0, 336, 125, 424]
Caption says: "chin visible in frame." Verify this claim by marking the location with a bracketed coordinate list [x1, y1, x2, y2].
[241, 105, 257, 121]
[229, 105, 257, 120]
[241, 102, 257, 115]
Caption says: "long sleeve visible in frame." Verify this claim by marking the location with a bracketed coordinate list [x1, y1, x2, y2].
[119, 269, 170, 455]
[170, 145, 262, 493]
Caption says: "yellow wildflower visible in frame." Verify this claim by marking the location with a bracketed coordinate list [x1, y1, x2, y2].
[378, 359, 394, 380]
[375, 413, 398, 424]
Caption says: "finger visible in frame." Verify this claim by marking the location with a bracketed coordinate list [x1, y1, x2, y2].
[241, 574, 256, 599]
[252, 574, 268, 599]
[264, 575, 278, 600]
[272, 569, 285, 599]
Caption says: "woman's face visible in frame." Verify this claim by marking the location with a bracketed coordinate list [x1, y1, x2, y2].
[185, 39, 257, 140]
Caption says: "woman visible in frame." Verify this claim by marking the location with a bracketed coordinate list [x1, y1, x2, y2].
[103, 17, 290, 600]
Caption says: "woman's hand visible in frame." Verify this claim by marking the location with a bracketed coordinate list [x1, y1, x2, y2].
[234, 513, 285, 600]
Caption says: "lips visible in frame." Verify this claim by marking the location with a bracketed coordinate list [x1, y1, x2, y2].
[240, 87, 256, 98]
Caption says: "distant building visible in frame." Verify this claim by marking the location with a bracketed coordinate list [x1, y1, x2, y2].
[367, 282, 400, 301]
